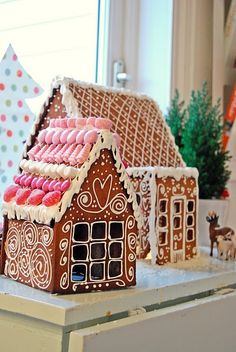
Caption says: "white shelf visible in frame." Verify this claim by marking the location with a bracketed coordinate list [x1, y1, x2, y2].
[0, 247, 236, 327]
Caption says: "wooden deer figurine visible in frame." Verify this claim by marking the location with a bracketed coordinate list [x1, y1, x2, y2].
[206, 211, 234, 257]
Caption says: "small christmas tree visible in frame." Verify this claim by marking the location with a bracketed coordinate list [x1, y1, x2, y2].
[165, 89, 186, 150]
[181, 82, 231, 199]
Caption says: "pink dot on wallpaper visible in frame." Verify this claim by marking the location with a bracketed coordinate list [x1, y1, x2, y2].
[1, 114, 6, 121]
[17, 100, 23, 107]
[34, 87, 39, 94]
[8, 160, 13, 167]
[17, 70, 22, 77]
[24, 115, 29, 122]
[7, 130, 13, 137]
[12, 54, 17, 61]
[0, 83, 5, 91]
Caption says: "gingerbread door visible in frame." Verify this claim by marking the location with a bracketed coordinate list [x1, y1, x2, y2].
[171, 197, 186, 262]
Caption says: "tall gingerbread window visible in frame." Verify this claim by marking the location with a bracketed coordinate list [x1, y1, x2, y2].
[157, 199, 168, 246]
[186, 200, 195, 242]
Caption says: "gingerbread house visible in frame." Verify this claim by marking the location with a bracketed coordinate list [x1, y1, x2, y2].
[128, 167, 199, 265]
[1, 77, 198, 268]
[1, 117, 142, 293]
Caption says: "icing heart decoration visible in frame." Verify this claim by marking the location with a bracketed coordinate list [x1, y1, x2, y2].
[131, 180, 139, 192]
[93, 174, 113, 209]
[140, 195, 149, 212]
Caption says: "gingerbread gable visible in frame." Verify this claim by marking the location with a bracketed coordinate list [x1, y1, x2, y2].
[23, 77, 185, 169]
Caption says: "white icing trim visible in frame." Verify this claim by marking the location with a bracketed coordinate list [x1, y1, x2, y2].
[127, 166, 199, 181]
[147, 171, 158, 265]
[195, 179, 200, 258]
[3, 131, 143, 230]
[20, 159, 79, 179]
[60, 83, 83, 117]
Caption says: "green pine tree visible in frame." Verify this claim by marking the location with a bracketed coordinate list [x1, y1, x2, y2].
[165, 89, 186, 150]
[181, 82, 231, 199]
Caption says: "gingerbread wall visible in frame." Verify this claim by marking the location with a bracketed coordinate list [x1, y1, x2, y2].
[155, 175, 198, 264]
[129, 170, 198, 265]
[2, 150, 137, 293]
[3, 219, 55, 291]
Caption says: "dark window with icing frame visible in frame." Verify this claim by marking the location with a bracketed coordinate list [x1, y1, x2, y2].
[109, 221, 124, 239]
[158, 215, 167, 228]
[90, 242, 106, 260]
[174, 200, 182, 214]
[187, 214, 194, 227]
[187, 228, 194, 242]
[109, 260, 122, 278]
[187, 200, 195, 213]
[173, 216, 181, 230]
[73, 223, 89, 242]
[109, 241, 123, 259]
[158, 231, 167, 246]
[91, 222, 107, 240]
[72, 264, 87, 282]
[72, 244, 88, 261]
[159, 199, 167, 213]
[90, 262, 105, 281]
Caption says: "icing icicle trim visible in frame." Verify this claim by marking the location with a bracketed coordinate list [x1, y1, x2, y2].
[127, 166, 199, 181]
[60, 83, 83, 118]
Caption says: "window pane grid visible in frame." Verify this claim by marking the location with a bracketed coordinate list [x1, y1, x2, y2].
[72, 221, 124, 282]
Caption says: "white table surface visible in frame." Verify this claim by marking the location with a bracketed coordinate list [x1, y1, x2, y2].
[0, 247, 236, 327]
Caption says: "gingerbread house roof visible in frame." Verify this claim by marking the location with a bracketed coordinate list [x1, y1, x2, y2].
[3, 119, 142, 228]
[23, 77, 185, 168]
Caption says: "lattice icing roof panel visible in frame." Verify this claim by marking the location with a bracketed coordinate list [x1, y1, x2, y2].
[64, 80, 185, 168]
[24, 78, 185, 169]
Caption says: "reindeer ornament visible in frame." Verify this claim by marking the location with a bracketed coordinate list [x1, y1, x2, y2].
[206, 211, 235, 258]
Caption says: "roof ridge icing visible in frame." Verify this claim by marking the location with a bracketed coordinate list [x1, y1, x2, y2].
[127, 166, 199, 181]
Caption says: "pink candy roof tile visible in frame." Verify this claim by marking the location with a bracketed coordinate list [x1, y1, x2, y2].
[3, 122, 142, 228]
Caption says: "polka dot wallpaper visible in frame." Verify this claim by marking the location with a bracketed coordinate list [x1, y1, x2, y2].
[0, 44, 43, 226]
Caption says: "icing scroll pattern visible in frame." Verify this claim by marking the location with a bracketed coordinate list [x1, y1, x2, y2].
[59, 220, 73, 290]
[125, 215, 137, 283]
[4, 221, 53, 289]
[135, 176, 151, 258]
[77, 174, 127, 215]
